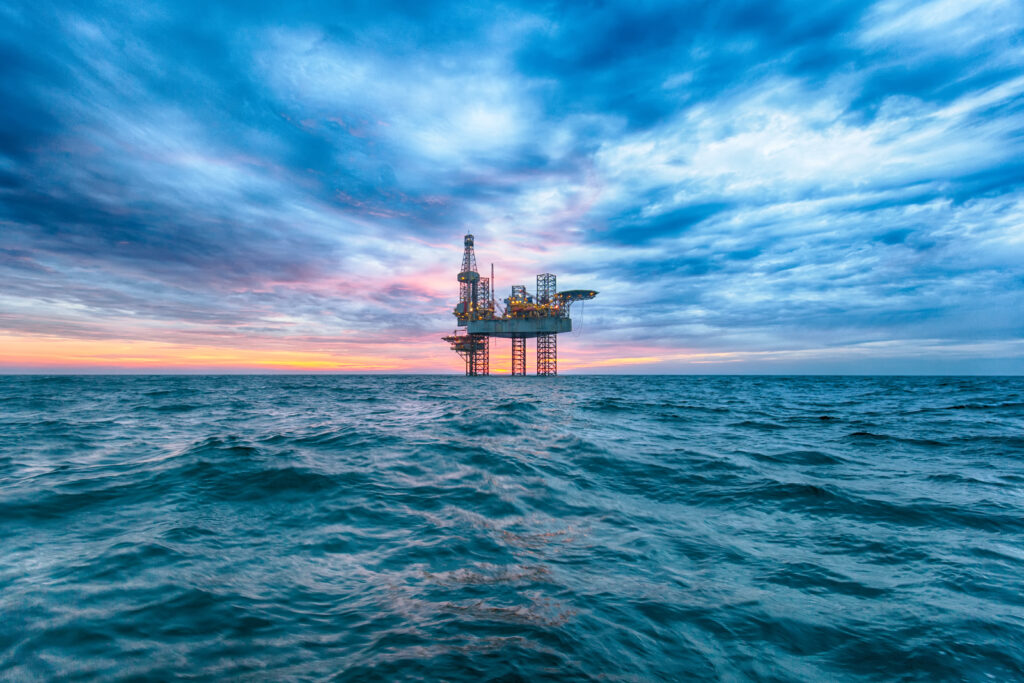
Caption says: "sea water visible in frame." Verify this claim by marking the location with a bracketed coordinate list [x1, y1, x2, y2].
[1, 375, 1022, 680]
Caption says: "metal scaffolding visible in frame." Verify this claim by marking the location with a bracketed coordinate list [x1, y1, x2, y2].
[536, 273, 556, 307]
[511, 335, 526, 376]
[537, 333, 556, 376]
[442, 332, 489, 376]
[475, 276, 492, 319]
[469, 333, 489, 376]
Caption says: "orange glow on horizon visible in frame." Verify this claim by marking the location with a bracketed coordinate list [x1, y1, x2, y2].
[0, 334, 744, 373]
[0, 333, 459, 372]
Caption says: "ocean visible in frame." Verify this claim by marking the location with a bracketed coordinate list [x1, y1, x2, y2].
[1, 375, 1022, 681]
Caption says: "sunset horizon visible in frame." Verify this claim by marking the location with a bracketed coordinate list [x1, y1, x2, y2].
[3, 1, 1023, 374]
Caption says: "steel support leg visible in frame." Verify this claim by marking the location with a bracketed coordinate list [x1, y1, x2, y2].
[468, 334, 489, 376]
[511, 335, 526, 376]
[537, 333, 556, 376]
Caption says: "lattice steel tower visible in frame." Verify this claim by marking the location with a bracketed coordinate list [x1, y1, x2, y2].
[442, 234, 490, 375]
[536, 273, 557, 376]
[511, 336, 526, 375]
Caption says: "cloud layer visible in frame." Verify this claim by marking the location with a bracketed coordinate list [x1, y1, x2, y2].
[2, 0, 1023, 372]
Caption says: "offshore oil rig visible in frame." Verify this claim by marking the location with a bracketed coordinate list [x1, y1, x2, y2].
[443, 234, 597, 376]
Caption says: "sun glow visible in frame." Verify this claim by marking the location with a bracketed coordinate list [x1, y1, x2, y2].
[0, 334, 457, 372]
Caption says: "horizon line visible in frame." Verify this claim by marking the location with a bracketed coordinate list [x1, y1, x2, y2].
[1, 372, 1022, 378]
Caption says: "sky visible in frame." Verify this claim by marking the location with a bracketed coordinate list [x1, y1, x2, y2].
[1, 0, 1023, 374]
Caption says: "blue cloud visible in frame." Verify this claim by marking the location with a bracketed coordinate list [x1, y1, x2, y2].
[1, 0, 1023, 371]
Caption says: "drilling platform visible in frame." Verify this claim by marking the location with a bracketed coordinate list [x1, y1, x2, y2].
[443, 234, 597, 376]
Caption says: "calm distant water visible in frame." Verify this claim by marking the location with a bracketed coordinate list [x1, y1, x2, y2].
[1, 375, 1022, 681]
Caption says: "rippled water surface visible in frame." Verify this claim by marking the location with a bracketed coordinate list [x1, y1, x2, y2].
[1, 375, 1023, 681]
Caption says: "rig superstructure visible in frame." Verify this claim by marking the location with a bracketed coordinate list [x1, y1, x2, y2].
[443, 234, 597, 376]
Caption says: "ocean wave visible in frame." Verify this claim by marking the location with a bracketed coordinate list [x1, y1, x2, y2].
[1, 375, 1022, 680]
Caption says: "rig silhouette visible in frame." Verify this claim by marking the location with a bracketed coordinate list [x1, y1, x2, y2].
[443, 234, 597, 376]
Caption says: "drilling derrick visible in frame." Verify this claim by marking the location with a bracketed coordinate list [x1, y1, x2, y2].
[443, 234, 598, 376]
[444, 234, 490, 375]
[456, 233, 479, 325]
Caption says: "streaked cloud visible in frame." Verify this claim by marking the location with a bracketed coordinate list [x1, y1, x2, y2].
[1, 0, 1022, 373]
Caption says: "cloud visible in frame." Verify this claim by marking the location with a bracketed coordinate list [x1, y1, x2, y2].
[0, 0, 1022, 372]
